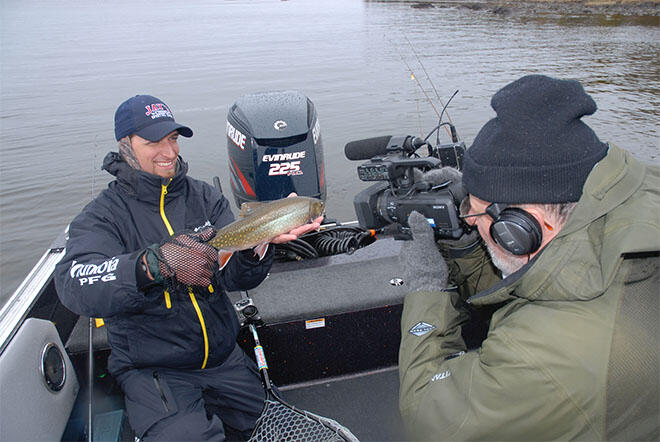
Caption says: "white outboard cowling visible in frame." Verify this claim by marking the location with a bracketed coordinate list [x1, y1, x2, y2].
[226, 90, 327, 208]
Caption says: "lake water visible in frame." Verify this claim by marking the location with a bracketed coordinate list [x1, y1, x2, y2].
[1, 0, 658, 306]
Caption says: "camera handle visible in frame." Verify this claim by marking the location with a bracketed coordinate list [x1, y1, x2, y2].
[390, 157, 443, 193]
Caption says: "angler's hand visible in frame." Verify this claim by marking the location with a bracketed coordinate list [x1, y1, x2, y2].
[270, 193, 323, 244]
[398, 211, 449, 293]
[145, 227, 219, 287]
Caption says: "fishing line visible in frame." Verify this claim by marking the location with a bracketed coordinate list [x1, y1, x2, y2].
[413, 74, 424, 137]
[386, 35, 442, 120]
[92, 136, 98, 199]
[402, 34, 457, 141]
[387, 34, 458, 142]
[87, 135, 100, 442]
[403, 35, 452, 124]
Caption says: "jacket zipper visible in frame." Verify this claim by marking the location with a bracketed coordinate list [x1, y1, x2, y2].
[160, 181, 174, 310]
[159, 179, 210, 369]
[159, 180, 174, 236]
[189, 287, 210, 369]
[152, 371, 170, 412]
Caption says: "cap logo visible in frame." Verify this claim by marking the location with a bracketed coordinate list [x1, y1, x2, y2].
[144, 103, 173, 120]
[273, 120, 287, 131]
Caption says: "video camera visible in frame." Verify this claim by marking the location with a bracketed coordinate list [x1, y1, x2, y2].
[345, 133, 467, 240]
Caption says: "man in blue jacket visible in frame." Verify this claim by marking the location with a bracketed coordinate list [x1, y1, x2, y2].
[55, 95, 321, 440]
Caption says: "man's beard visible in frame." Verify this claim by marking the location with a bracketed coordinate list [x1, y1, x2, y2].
[483, 234, 529, 277]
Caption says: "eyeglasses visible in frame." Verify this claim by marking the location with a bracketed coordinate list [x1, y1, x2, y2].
[460, 197, 511, 227]
[459, 196, 488, 220]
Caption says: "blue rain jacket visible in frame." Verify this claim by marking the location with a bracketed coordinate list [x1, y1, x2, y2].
[55, 152, 273, 376]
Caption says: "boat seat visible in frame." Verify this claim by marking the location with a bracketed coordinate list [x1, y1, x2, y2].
[0, 318, 79, 440]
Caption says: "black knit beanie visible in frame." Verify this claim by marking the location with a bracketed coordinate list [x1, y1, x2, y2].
[462, 75, 608, 204]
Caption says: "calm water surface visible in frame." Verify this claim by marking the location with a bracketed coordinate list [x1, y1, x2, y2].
[1, 0, 658, 305]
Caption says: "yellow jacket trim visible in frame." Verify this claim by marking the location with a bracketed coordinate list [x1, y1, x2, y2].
[159, 178, 209, 369]
[160, 180, 174, 308]
[188, 287, 209, 369]
[159, 180, 174, 236]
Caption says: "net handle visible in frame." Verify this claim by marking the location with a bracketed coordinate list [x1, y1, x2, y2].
[249, 323, 275, 393]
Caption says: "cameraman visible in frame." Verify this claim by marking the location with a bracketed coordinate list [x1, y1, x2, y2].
[398, 75, 659, 441]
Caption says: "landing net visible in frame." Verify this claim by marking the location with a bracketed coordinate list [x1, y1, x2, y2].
[249, 398, 359, 442]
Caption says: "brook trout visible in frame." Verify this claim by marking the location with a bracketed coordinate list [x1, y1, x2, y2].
[209, 196, 325, 269]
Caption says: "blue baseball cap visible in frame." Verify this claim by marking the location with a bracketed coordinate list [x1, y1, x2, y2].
[114, 95, 193, 141]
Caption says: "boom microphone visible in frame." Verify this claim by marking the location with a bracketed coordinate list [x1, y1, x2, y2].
[344, 136, 392, 161]
[344, 135, 426, 161]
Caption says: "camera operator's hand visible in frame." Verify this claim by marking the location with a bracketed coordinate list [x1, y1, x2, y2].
[416, 166, 481, 259]
[413, 165, 463, 189]
[399, 211, 448, 293]
[144, 227, 219, 287]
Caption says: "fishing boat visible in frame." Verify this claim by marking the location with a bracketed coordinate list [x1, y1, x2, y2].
[0, 90, 470, 441]
[0, 223, 410, 441]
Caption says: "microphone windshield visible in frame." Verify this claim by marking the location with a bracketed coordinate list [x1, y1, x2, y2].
[344, 136, 392, 161]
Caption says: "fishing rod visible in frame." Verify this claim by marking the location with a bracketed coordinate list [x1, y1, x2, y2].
[403, 35, 452, 124]
[87, 139, 99, 442]
[389, 34, 458, 142]
[404, 35, 461, 145]
[395, 48, 443, 121]
[424, 89, 461, 147]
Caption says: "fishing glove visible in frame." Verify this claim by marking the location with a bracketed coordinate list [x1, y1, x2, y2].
[415, 166, 480, 259]
[399, 211, 449, 293]
[143, 227, 218, 287]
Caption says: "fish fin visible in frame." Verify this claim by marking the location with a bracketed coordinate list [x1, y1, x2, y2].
[253, 243, 270, 261]
[239, 201, 266, 218]
[218, 251, 234, 270]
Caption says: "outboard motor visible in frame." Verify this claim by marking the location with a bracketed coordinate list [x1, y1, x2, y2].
[226, 90, 327, 207]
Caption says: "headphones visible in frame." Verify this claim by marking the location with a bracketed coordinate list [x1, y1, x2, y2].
[485, 203, 543, 256]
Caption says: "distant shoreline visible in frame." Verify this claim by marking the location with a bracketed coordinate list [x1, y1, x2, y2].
[399, 0, 660, 17]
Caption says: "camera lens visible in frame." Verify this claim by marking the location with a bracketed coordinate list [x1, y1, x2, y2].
[243, 305, 258, 318]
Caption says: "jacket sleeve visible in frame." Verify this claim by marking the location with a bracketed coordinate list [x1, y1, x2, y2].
[216, 247, 274, 292]
[398, 288, 469, 433]
[54, 206, 145, 318]
[399, 291, 592, 440]
[445, 241, 502, 300]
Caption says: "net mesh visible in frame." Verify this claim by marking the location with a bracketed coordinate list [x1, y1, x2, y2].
[154, 228, 218, 287]
[249, 399, 358, 442]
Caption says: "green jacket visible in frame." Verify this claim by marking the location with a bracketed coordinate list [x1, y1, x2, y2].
[399, 144, 660, 441]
